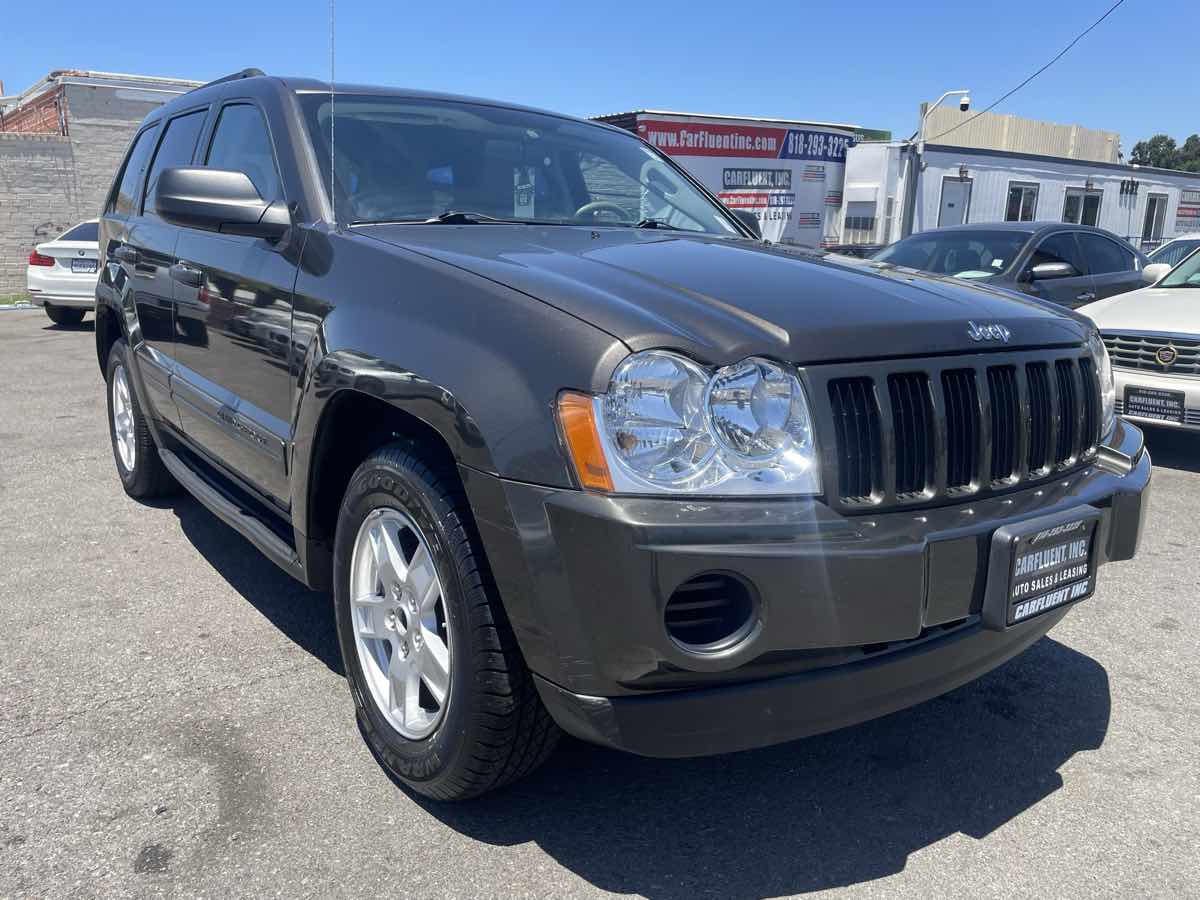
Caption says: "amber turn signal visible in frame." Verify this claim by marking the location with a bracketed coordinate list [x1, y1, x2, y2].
[556, 392, 613, 492]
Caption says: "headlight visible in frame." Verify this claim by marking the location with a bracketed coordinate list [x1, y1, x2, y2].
[559, 350, 821, 496]
[1087, 331, 1116, 438]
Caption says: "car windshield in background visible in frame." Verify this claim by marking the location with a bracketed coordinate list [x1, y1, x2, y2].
[872, 230, 1031, 279]
[298, 94, 740, 235]
[1148, 239, 1200, 268]
[1159, 248, 1200, 288]
[59, 222, 98, 242]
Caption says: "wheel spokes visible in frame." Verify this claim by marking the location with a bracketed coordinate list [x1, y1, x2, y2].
[420, 631, 450, 706]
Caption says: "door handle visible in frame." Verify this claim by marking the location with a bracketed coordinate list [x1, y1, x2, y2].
[113, 245, 139, 264]
[170, 263, 203, 288]
[1075, 291, 1096, 303]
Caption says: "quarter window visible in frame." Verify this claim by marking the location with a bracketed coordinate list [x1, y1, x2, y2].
[205, 104, 282, 202]
[107, 125, 160, 216]
[142, 109, 207, 218]
[1077, 233, 1135, 274]
[1005, 182, 1039, 222]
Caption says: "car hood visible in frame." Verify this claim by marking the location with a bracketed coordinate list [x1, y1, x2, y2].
[358, 226, 1089, 365]
[1079, 286, 1200, 335]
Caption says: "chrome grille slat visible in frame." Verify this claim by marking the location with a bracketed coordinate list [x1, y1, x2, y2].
[1103, 332, 1200, 376]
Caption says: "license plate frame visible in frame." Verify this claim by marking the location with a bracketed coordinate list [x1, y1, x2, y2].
[71, 258, 98, 274]
[1124, 385, 1185, 425]
[982, 506, 1102, 630]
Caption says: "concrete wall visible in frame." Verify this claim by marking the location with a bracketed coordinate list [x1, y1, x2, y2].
[0, 82, 165, 294]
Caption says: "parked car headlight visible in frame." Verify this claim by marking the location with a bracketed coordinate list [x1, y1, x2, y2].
[1087, 331, 1116, 438]
[558, 350, 821, 496]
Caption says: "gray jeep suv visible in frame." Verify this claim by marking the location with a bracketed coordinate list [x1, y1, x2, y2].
[95, 69, 1150, 800]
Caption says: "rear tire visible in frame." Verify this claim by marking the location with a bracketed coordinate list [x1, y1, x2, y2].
[45, 304, 85, 326]
[333, 442, 560, 800]
[105, 339, 177, 499]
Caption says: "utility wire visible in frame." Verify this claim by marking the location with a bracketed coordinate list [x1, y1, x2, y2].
[924, 0, 1128, 145]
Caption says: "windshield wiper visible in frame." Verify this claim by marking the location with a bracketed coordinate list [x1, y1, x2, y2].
[426, 210, 519, 225]
[631, 217, 683, 231]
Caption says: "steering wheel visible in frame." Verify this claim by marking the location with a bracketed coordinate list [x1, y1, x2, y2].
[575, 200, 635, 223]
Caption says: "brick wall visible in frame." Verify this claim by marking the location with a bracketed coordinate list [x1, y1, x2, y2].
[0, 82, 169, 294]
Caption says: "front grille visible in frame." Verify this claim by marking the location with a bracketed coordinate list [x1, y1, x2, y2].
[818, 349, 1101, 510]
[1102, 332, 1200, 376]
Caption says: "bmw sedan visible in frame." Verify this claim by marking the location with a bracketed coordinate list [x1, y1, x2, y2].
[26, 219, 99, 326]
[870, 222, 1149, 310]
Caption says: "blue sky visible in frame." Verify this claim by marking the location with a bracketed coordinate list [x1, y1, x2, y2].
[1, 0, 1192, 149]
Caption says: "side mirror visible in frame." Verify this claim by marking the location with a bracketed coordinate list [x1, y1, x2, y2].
[1029, 260, 1077, 281]
[731, 209, 763, 240]
[1142, 262, 1171, 285]
[155, 167, 290, 240]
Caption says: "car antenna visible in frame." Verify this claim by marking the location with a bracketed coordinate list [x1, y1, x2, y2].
[329, 0, 336, 226]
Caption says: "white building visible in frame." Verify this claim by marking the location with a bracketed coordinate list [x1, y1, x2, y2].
[837, 110, 1200, 252]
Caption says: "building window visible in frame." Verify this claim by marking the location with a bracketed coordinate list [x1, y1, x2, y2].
[1141, 193, 1168, 244]
[843, 200, 877, 244]
[1063, 188, 1102, 226]
[1005, 182, 1039, 221]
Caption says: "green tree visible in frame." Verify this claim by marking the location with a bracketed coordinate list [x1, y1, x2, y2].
[1178, 134, 1200, 172]
[1130, 133, 1179, 168]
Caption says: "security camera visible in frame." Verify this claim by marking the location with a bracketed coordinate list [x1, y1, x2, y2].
[959, 96, 971, 112]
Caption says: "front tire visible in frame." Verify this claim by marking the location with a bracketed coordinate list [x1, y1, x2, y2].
[105, 339, 177, 499]
[45, 304, 85, 326]
[333, 443, 560, 800]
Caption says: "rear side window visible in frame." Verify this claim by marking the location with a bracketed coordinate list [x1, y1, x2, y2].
[1029, 232, 1087, 275]
[1078, 233, 1136, 274]
[108, 126, 159, 216]
[205, 104, 282, 202]
[59, 222, 99, 242]
[1149, 239, 1200, 268]
[142, 109, 207, 218]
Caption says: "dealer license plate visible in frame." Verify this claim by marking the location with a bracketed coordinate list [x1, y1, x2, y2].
[72, 258, 97, 274]
[1125, 386, 1185, 425]
[1006, 515, 1098, 625]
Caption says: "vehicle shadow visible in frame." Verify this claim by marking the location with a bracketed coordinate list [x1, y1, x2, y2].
[1142, 425, 1200, 474]
[168, 494, 343, 675]
[419, 637, 1109, 898]
[161, 493, 1110, 898]
[42, 320, 95, 332]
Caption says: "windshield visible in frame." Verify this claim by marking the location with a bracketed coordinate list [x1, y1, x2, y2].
[1148, 239, 1200, 268]
[1159, 247, 1200, 288]
[299, 94, 740, 235]
[872, 230, 1031, 279]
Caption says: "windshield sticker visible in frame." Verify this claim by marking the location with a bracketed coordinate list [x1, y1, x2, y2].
[514, 166, 536, 218]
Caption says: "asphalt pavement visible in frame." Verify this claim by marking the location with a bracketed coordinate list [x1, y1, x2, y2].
[1, 307, 1197, 899]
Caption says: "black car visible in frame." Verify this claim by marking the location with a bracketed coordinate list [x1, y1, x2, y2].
[871, 222, 1151, 309]
[94, 70, 1150, 800]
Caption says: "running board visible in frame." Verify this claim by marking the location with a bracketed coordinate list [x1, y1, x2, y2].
[158, 447, 305, 583]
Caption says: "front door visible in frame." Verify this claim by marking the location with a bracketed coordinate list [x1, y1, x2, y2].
[170, 102, 295, 506]
[938, 178, 972, 227]
[1023, 231, 1096, 308]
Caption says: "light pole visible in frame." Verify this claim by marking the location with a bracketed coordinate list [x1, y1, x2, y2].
[900, 89, 971, 239]
[917, 89, 971, 157]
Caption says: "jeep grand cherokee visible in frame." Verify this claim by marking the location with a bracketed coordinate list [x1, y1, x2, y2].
[94, 69, 1150, 800]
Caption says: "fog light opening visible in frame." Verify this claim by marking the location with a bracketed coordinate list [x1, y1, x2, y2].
[664, 572, 758, 653]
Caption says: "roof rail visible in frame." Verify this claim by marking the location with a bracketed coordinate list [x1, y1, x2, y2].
[189, 68, 266, 93]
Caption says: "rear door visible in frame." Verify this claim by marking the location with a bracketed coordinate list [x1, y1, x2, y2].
[171, 100, 295, 505]
[1076, 232, 1144, 299]
[121, 108, 209, 421]
[1022, 230, 1095, 308]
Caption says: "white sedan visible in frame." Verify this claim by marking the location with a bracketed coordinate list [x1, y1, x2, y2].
[1080, 248, 1200, 431]
[25, 220, 99, 326]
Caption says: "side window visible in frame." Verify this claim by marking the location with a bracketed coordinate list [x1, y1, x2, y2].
[205, 104, 282, 202]
[107, 125, 160, 216]
[142, 109, 207, 218]
[1078, 233, 1135, 274]
[1029, 233, 1087, 275]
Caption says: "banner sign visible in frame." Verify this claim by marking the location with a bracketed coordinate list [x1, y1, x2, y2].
[638, 116, 856, 245]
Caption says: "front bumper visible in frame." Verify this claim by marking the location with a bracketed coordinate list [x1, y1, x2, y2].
[1114, 366, 1200, 431]
[466, 420, 1150, 757]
